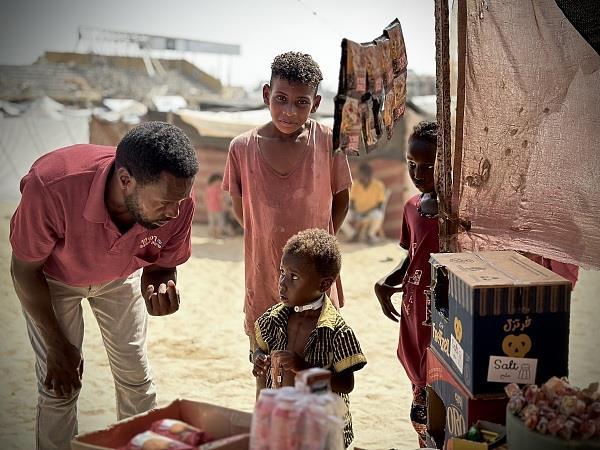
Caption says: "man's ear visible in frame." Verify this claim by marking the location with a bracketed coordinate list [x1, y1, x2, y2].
[116, 166, 136, 193]
[311, 94, 322, 113]
[263, 84, 271, 106]
[319, 276, 334, 293]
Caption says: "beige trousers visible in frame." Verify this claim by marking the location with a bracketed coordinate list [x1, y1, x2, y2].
[24, 270, 156, 450]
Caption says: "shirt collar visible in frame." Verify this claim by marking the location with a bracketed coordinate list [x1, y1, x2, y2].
[315, 295, 338, 330]
[270, 295, 338, 331]
[83, 158, 115, 224]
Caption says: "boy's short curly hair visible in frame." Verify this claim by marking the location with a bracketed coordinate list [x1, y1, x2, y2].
[283, 228, 341, 279]
[116, 121, 198, 185]
[409, 121, 438, 147]
[271, 52, 323, 90]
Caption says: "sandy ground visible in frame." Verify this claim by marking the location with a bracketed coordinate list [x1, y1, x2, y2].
[0, 201, 599, 450]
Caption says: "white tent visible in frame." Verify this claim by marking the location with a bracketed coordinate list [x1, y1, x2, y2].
[0, 97, 90, 200]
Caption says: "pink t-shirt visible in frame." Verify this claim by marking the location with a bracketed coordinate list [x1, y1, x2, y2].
[398, 194, 440, 387]
[222, 119, 352, 335]
[205, 183, 224, 213]
[10, 144, 195, 286]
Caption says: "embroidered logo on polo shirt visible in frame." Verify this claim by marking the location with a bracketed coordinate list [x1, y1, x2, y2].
[139, 235, 163, 249]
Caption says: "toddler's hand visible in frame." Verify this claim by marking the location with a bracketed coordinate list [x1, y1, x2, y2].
[252, 350, 270, 377]
[271, 350, 306, 374]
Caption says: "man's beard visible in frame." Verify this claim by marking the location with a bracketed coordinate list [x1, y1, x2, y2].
[124, 192, 160, 230]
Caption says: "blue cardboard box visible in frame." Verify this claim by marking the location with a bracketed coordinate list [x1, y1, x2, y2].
[426, 348, 508, 448]
[429, 251, 571, 396]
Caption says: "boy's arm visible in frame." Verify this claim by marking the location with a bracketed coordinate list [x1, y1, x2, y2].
[374, 256, 410, 322]
[331, 188, 350, 233]
[230, 195, 243, 227]
[330, 368, 355, 394]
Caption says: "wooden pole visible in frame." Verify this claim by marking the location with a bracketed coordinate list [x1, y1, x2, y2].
[434, 0, 455, 252]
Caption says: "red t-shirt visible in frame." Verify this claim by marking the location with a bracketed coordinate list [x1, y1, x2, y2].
[205, 183, 224, 213]
[10, 144, 195, 286]
[398, 194, 440, 386]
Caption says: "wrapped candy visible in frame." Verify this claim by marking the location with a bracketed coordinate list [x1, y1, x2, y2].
[560, 396, 578, 416]
[580, 419, 597, 440]
[506, 377, 600, 441]
[547, 415, 566, 436]
[505, 383, 521, 398]
[536, 416, 549, 435]
[507, 395, 525, 415]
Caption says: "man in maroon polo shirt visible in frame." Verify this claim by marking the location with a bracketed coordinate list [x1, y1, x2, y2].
[9, 121, 199, 450]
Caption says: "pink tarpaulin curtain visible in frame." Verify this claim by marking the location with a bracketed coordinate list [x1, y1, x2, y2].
[452, 0, 600, 269]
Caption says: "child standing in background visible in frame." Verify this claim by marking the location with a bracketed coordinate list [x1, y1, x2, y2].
[222, 52, 352, 392]
[374, 121, 439, 448]
[205, 173, 226, 238]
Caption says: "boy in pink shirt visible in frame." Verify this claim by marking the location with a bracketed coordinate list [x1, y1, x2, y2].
[222, 52, 352, 391]
[10, 122, 198, 450]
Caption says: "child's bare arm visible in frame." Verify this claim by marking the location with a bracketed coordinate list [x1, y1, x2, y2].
[374, 257, 410, 322]
[331, 188, 350, 233]
[331, 369, 355, 394]
[230, 195, 243, 227]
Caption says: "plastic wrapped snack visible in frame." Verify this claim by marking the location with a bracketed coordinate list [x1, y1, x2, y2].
[339, 97, 362, 155]
[383, 88, 396, 140]
[361, 96, 379, 152]
[250, 389, 279, 450]
[363, 43, 383, 96]
[249, 378, 346, 450]
[392, 72, 407, 121]
[384, 19, 407, 76]
[343, 39, 367, 95]
[150, 418, 210, 446]
[117, 430, 195, 450]
[375, 37, 394, 92]
[294, 368, 331, 394]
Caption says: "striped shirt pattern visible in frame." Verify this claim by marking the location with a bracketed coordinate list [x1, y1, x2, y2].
[255, 296, 367, 448]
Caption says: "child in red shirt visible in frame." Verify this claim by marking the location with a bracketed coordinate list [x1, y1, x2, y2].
[374, 121, 439, 448]
[204, 173, 226, 238]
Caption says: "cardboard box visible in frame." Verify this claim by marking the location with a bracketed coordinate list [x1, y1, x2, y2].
[447, 421, 506, 449]
[71, 399, 252, 450]
[426, 348, 508, 448]
[429, 251, 571, 395]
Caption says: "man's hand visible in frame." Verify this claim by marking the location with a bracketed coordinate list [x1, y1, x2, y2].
[252, 349, 271, 377]
[374, 280, 402, 322]
[145, 279, 179, 316]
[45, 341, 83, 398]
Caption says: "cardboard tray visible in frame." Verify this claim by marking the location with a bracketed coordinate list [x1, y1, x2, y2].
[71, 399, 252, 450]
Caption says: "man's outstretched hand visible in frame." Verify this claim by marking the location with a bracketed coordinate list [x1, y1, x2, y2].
[145, 279, 180, 316]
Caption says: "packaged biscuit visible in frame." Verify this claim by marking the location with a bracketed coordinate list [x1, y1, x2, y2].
[383, 88, 396, 139]
[343, 39, 367, 95]
[362, 43, 384, 96]
[374, 37, 394, 91]
[384, 19, 407, 76]
[150, 419, 210, 446]
[392, 72, 407, 121]
[118, 431, 195, 450]
[339, 96, 362, 155]
[372, 92, 384, 140]
[361, 96, 379, 152]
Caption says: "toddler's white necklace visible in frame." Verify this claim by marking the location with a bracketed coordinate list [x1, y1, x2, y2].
[294, 295, 324, 313]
